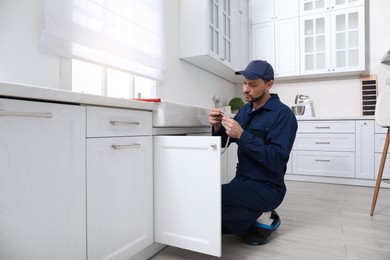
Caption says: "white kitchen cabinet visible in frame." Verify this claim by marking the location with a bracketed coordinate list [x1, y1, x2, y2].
[300, 0, 365, 16]
[86, 106, 153, 260]
[154, 136, 222, 257]
[251, 22, 275, 67]
[179, 0, 248, 83]
[374, 124, 390, 179]
[355, 120, 375, 179]
[251, 0, 300, 77]
[0, 98, 86, 260]
[274, 17, 301, 77]
[251, 0, 299, 23]
[292, 120, 356, 178]
[300, 5, 365, 75]
[291, 118, 380, 182]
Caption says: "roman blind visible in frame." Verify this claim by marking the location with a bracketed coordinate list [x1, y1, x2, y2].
[40, 0, 165, 80]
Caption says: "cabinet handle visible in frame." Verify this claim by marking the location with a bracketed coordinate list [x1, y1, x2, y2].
[0, 110, 52, 118]
[315, 159, 330, 162]
[111, 143, 141, 150]
[315, 126, 330, 129]
[315, 141, 331, 144]
[211, 143, 218, 149]
[110, 120, 140, 126]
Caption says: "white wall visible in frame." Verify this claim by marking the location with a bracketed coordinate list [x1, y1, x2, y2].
[258, 0, 390, 117]
[0, 0, 60, 88]
[1, 0, 389, 114]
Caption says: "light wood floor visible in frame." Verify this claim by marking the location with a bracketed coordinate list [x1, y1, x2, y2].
[150, 181, 390, 260]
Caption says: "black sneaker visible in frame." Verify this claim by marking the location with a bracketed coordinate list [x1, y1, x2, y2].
[240, 226, 270, 246]
[240, 211, 281, 246]
[253, 210, 281, 237]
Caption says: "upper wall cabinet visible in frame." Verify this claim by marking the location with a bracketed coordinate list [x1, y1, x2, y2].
[179, 0, 249, 83]
[300, 0, 365, 15]
[250, 0, 366, 79]
[251, 0, 301, 77]
[300, 2, 365, 75]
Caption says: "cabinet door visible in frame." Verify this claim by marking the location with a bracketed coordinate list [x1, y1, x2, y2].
[275, 17, 301, 77]
[87, 136, 153, 260]
[330, 6, 365, 72]
[300, 13, 331, 75]
[251, 0, 274, 23]
[355, 120, 374, 179]
[0, 98, 86, 260]
[300, 0, 330, 15]
[154, 136, 221, 257]
[330, 0, 364, 10]
[251, 22, 275, 66]
[275, 0, 300, 20]
[219, 0, 232, 65]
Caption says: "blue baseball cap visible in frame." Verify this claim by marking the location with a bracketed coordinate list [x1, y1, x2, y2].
[235, 60, 274, 81]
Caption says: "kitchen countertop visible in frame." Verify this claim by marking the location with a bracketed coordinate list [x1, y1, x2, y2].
[0, 81, 157, 111]
[295, 115, 375, 121]
[0, 82, 376, 122]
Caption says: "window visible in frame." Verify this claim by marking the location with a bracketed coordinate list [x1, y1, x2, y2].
[71, 59, 157, 99]
[41, 0, 164, 97]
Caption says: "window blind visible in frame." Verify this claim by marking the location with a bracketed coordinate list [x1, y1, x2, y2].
[40, 0, 165, 80]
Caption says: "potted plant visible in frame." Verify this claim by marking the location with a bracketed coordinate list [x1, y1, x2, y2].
[229, 97, 244, 114]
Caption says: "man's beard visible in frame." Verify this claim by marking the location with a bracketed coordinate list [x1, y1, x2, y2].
[245, 91, 265, 103]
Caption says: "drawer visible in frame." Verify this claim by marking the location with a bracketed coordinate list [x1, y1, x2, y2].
[292, 151, 355, 178]
[298, 121, 355, 133]
[293, 133, 355, 152]
[374, 134, 390, 153]
[87, 106, 152, 137]
[375, 124, 388, 134]
[374, 153, 390, 179]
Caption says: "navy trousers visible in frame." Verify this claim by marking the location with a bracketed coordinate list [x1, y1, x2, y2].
[222, 177, 285, 236]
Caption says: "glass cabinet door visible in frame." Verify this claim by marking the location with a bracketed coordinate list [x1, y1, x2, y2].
[209, 0, 220, 57]
[208, 0, 232, 64]
[300, 13, 331, 74]
[300, 0, 329, 15]
[221, 0, 232, 63]
[331, 6, 365, 72]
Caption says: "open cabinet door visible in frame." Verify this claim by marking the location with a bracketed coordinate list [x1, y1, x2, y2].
[154, 136, 221, 257]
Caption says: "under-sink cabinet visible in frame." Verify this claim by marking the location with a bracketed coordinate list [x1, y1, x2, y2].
[0, 98, 86, 260]
[154, 136, 222, 257]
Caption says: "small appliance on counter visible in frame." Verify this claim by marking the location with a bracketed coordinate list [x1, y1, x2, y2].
[291, 94, 314, 117]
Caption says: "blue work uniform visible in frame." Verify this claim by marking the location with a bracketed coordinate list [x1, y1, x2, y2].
[213, 94, 297, 236]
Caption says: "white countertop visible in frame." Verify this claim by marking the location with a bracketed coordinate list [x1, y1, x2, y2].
[0, 81, 157, 111]
[295, 115, 375, 121]
[0, 81, 376, 122]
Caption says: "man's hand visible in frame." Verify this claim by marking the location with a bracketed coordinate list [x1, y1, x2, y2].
[222, 116, 243, 139]
[208, 108, 223, 132]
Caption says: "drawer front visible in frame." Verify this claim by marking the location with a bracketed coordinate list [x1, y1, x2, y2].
[294, 133, 355, 152]
[374, 134, 389, 153]
[298, 121, 355, 133]
[375, 124, 388, 134]
[374, 153, 390, 179]
[292, 151, 355, 178]
[87, 106, 152, 137]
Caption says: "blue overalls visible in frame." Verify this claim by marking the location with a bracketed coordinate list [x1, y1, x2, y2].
[214, 94, 297, 236]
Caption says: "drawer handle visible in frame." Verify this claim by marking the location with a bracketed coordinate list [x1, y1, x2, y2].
[0, 110, 52, 118]
[315, 159, 330, 162]
[315, 141, 331, 145]
[315, 126, 330, 129]
[110, 120, 140, 126]
[111, 143, 141, 150]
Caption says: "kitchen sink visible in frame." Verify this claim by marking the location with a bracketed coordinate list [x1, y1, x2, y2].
[153, 101, 211, 127]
